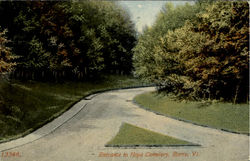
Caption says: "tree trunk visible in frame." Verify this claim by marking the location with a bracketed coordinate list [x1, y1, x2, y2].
[84, 67, 87, 76]
[42, 71, 45, 78]
[234, 84, 240, 104]
[21, 70, 24, 78]
[32, 72, 35, 80]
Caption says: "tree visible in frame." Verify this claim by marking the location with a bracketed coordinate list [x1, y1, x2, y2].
[193, 1, 249, 102]
[133, 2, 201, 83]
[133, 28, 157, 82]
[0, 29, 14, 73]
[133, 1, 249, 103]
[0, 1, 136, 80]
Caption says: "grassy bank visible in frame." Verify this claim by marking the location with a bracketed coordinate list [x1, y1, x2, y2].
[134, 92, 249, 134]
[0, 75, 146, 142]
[106, 123, 197, 147]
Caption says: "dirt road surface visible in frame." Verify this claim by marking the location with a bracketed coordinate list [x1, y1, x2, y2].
[0, 87, 249, 161]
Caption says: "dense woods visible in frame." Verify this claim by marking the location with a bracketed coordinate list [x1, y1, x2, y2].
[0, 1, 136, 80]
[0, 1, 248, 103]
[133, 1, 249, 103]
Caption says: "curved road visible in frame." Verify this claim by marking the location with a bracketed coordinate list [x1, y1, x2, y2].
[0, 87, 249, 161]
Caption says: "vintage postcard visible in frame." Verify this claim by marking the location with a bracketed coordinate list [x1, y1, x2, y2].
[0, 0, 249, 161]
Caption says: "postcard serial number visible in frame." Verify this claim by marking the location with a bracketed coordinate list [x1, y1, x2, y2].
[1, 151, 21, 158]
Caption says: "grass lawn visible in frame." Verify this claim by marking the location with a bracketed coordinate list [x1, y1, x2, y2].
[0, 75, 147, 142]
[134, 92, 249, 134]
[106, 123, 197, 147]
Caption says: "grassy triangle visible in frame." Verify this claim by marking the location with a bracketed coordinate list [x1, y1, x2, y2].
[106, 123, 199, 147]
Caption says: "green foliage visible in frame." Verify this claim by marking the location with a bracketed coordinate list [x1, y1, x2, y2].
[154, 2, 201, 37]
[0, 1, 136, 80]
[0, 29, 15, 73]
[133, 1, 249, 103]
[133, 29, 156, 82]
[133, 2, 200, 82]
